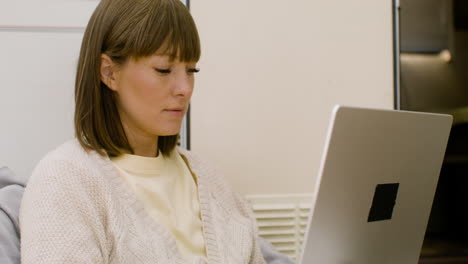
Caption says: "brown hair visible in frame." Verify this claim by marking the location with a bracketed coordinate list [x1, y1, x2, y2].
[74, 0, 200, 157]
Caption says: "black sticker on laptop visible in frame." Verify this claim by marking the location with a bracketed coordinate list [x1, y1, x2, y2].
[367, 183, 399, 222]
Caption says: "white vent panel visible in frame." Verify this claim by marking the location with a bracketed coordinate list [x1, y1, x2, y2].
[245, 194, 313, 261]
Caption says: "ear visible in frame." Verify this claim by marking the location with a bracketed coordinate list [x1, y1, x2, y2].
[100, 54, 119, 91]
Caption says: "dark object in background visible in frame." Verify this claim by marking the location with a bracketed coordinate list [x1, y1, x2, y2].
[445, 123, 468, 157]
[426, 123, 468, 241]
[454, 0, 468, 31]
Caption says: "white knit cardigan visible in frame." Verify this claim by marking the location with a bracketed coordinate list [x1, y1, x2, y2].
[20, 139, 266, 264]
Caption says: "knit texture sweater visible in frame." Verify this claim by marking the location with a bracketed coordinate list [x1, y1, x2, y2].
[111, 151, 207, 258]
[20, 139, 266, 264]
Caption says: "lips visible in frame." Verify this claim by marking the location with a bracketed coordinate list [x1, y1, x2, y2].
[165, 107, 184, 112]
[163, 107, 186, 117]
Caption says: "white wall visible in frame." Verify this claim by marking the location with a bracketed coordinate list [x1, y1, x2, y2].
[0, 2, 97, 180]
[190, 0, 394, 195]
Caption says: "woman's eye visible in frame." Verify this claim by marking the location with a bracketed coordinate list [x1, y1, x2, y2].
[155, 68, 171, 74]
[187, 68, 200, 74]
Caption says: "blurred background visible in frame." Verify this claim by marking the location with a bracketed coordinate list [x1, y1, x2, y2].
[399, 0, 468, 263]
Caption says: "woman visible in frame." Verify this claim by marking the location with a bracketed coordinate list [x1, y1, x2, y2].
[19, 0, 270, 263]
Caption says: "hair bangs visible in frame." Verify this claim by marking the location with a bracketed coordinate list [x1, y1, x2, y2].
[126, 0, 200, 62]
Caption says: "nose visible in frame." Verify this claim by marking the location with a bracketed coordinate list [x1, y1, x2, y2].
[173, 71, 194, 98]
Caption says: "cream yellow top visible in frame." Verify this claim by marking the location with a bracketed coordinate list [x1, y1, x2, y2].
[110, 150, 206, 259]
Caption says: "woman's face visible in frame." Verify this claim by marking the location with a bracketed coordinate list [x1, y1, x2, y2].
[102, 53, 197, 146]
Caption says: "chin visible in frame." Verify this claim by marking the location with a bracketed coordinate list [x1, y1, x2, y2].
[160, 133, 179, 137]
[151, 120, 184, 136]
[155, 127, 182, 137]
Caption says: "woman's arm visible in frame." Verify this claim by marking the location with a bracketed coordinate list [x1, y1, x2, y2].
[20, 159, 110, 263]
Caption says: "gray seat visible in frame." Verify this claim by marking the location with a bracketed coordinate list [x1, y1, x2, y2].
[0, 167, 25, 264]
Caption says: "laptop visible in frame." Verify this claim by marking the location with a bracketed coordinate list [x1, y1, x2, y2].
[299, 105, 452, 264]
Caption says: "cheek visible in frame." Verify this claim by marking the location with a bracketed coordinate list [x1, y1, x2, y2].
[120, 70, 165, 112]
[189, 79, 195, 97]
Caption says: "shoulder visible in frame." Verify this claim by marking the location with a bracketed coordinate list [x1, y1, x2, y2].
[26, 139, 111, 195]
[37, 139, 96, 166]
[20, 142, 116, 263]
[21, 139, 114, 223]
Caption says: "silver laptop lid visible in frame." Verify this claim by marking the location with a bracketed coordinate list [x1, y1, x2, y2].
[299, 105, 452, 264]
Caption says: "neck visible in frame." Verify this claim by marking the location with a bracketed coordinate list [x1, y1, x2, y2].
[123, 127, 159, 157]
[131, 137, 159, 157]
